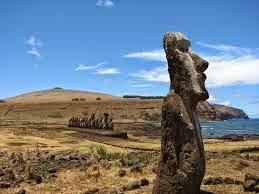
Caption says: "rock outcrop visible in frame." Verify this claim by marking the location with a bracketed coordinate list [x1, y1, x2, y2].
[212, 104, 249, 120]
[153, 32, 209, 193]
[197, 101, 216, 120]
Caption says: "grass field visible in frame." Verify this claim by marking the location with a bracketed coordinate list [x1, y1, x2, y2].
[0, 90, 258, 193]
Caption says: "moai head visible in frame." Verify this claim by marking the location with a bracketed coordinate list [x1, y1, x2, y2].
[163, 32, 209, 104]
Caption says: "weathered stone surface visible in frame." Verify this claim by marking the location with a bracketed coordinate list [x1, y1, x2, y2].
[254, 184, 259, 192]
[0, 181, 11, 188]
[153, 32, 209, 194]
[130, 164, 143, 173]
[123, 181, 140, 191]
[224, 177, 235, 184]
[243, 180, 258, 191]
[243, 173, 259, 192]
[234, 179, 243, 185]
[140, 178, 149, 186]
[118, 169, 126, 177]
[203, 177, 237, 185]
[17, 188, 26, 194]
[83, 188, 99, 194]
[110, 190, 118, 194]
[0, 168, 5, 176]
[48, 168, 57, 173]
[203, 177, 213, 185]
[221, 134, 244, 141]
[10, 152, 24, 163]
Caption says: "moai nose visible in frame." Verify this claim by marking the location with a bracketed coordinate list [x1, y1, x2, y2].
[196, 59, 208, 72]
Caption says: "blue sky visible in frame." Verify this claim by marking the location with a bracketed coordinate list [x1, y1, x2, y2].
[1, 0, 259, 117]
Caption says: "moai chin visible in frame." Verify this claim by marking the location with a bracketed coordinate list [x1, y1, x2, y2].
[153, 32, 209, 194]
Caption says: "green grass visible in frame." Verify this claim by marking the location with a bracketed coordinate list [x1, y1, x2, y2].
[90, 145, 120, 161]
[60, 130, 78, 134]
[48, 111, 63, 118]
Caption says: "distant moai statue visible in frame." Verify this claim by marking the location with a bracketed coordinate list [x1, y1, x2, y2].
[153, 32, 209, 194]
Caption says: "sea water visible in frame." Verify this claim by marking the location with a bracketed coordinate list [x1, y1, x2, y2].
[200, 118, 259, 138]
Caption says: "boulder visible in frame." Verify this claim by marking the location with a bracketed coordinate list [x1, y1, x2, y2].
[118, 169, 126, 177]
[69, 154, 80, 160]
[243, 173, 259, 192]
[212, 177, 224, 185]
[203, 177, 213, 185]
[224, 177, 235, 184]
[123, 181, 140, 191]
[110, 190, 118, 194]
[10, 152, 24, 163]
[254, 184, 259, 192]
[234, 180, 243, 185]
[130, 164, 143, 173]
[83, 188, 99, 194]
[140, 178, 149, 186]
[0, 168, 5, 176]
[0, 181, 11, 188]
[221, 134, 244, 141]
[17, 188, 26, 194]
[243, 180, 258, 191]
[48, 168, 58, 173]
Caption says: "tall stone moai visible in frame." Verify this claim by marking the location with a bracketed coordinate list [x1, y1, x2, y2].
[153, 32, 209, 194]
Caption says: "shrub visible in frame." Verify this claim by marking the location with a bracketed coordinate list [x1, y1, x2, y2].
[126, 151, 159, 166]
[90, 146, 120, 161]
[72, 98, 79, 101]
[48, 111, 63, 118]
[53, 87, 63, 90]
[0, 100, 5, 103]
[96, 97, 102, 100]
[80, 98, 86, 101]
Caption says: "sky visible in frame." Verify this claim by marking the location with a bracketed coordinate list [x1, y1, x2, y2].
[1, 0, 259, 117]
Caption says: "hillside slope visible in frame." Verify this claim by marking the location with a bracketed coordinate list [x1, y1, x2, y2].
[212, 104, 249, 120]
[4, 88, 122, 103]
[1, 89, 249, 121]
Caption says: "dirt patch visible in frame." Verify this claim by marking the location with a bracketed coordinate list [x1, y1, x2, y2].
[6, 142, 29, 146]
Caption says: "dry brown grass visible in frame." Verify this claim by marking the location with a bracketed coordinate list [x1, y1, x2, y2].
[4, 89, 122, 103]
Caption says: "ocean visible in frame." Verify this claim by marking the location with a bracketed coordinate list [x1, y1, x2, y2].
[200, 118, 259, 138]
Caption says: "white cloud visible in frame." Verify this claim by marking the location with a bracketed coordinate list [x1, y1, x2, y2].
[205, 54, 259, 87]
[127, 43, 259, 87]
[131, 84, 151, 88]
[96, 67, 120, 75]
[96, 0, 114, 8]
[196, 41, 252, 56]
[25, 36, 43, 57]
[27, 48, 40, 57]
[208, 95, 217, 103]
[219, 101, 231, 106]
[74, 62, 105, 71]
[131, 66, 168, 82]
[123, 49, 166, 62]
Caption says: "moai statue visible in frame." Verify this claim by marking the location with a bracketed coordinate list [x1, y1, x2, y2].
[90, 113, 95, 129]
[68, 117, 74, 127]
[83, 118, 88, 128]
[103, 112, 109, 129]
[98, 116, 103, 129]
[108, 117, 113, 130]
[153, 32, 209, 194]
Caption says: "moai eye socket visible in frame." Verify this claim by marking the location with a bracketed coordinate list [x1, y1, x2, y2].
[176, 40, 190, 52]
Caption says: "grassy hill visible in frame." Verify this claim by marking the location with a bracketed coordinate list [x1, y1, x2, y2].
[4, 88, 122, 103]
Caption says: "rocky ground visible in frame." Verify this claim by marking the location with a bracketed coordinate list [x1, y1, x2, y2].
[0, 146, 258, 194]
[0, 116, 258, 193]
